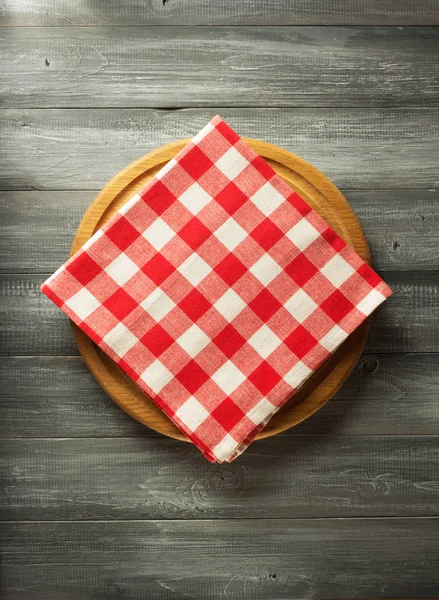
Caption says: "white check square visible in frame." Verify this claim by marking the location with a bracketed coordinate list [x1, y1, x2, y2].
[140, 359, 173, 394]
[214, 289, 246, 322]
[140, 288, 176, 321]
[214, 218, 247, 251]
[105, 253, 139, 286]
[143, 218, 175, 250]
[321, 254, 355, 288]
[356, 288, 386, 316]
[213, 433, 238, 462]
[175, 396, 210, 431]
[179, 182, 212, 215]
[178, 254, 212, 286]
[177, 324, 211, 358]
[156, 159, 178, 180]
[284, 360, 313, 389]
[248, 325, 282, 359]
[103, 322, 138, 357]
[249, 254, 282, 285]
[65, 288, 100, 321]
[319, 325, 347, 352]
[247, 398, 277, 424]
[286, 218, 320, 251]
[212, 361, 246, 395]
[250, 182, 284, 216]
[215, 147, 249, 180]
[284, 289, 318, 323]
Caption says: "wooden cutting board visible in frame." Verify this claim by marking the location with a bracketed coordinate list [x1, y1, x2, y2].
[70, 138, 371, 442]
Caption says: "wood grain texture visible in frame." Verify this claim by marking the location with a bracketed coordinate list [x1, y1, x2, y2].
[2, 188, 439, 273]
[1, 0, 437, 25]
[2, 354, 439, 438]
[2, 27, 438, 108]
[1, 520, 439, 599]
[69, 137, 371, 442]
[2, 435, 439, 520]
[1, 108, 438, 191]
[0, 272, 437, 356]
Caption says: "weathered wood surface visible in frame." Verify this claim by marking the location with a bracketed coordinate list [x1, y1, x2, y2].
[2, 520, 438, 599]
[2, 354, 439, 438]
[1, 272, 437, 356]
[2, 27, 438, 108]
[1, 108, 438, 190]
[2, 189, 438, 273]
[1, 0, 437, 26]
[2, 435, 439, 520]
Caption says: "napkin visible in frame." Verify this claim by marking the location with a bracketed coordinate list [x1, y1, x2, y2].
[42, 116, 392, 462]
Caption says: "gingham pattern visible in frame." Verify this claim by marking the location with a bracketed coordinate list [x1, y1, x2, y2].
[42, 116, 392, 463]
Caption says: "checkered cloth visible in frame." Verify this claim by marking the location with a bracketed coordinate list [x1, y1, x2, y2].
[42, 116, 392, 463]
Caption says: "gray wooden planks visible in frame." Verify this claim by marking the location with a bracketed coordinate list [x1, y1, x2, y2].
[1, 0, 437, 26]
[1, 354, 439, 438]
[2, 435, 439, 520]
[1, 272, 437, 356]
[2, 189, 439, 273]
[2, 108, 438, 190]
[1, 519, 438, 599]
[2, 27, 438, 109]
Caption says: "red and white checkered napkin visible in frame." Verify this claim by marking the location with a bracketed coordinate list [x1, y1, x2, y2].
[42, 116, 392, 462]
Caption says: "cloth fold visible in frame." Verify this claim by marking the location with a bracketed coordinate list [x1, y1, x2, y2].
[42, 116, 392, 462]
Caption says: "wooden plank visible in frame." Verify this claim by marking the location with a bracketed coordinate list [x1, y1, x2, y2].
[0, 272, 437, 356]
[2, 189, 439, 273]
[2, 435, 439, 520]
[1, 27, 438, 109]
[1, 108, 438, 190]
[1, 0, 437, 26]
[1, 354, 438, 438]
[1, 520, 438, 600]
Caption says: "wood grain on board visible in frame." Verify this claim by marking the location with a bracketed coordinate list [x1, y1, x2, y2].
[2, 435, 439, 520]
[1, 27, 438, 108]
[2, 189, 438, 273]
[1, 354, 439, 438]
[1, 0, 437, 26]
[1, 272, 437, 356]
[2, 108, 438, 190]
[1, 520, 438, 599]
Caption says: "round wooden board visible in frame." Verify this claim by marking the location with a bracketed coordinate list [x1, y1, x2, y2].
[70, 138, 371, 442]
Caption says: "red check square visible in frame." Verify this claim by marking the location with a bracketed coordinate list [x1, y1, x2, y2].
[212, 397, 246, 430]
[103, 289, 137, 320]
[66, 252, 102, 286]
[142, 254, 175, 285]
[215, 253, 247, 286]
[285, 253, 319, 286]
[321, 290, 356, 322]
[41, 115, 392, 464]
[213, 324, 247, 358]
[178, 217, 212, 250]
[141, 324, 175, 357]
[178, 146, 214, 179]
[215, 182, 248, 216]
[176, 360, 209, 394]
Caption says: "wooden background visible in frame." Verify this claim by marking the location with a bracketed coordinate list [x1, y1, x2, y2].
[1, 1, 439, 598]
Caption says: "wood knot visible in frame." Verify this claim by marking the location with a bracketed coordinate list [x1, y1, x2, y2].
[392, 241, 400, 251]
[360, 357, 378, 375]
[44, 58, 50, 67]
